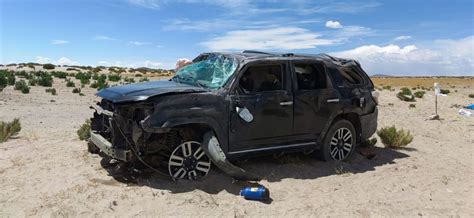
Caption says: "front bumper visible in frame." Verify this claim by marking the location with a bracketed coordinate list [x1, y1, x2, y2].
[360, 107, 378, 139]
[90, 130, 132, 161]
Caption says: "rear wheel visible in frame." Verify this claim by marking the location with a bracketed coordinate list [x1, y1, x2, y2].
[319, 119, 356, 161]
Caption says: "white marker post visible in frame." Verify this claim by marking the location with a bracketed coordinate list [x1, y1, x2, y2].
[434, 82, 439, 115]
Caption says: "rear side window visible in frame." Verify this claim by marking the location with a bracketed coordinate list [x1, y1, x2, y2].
[294, 63, 327, 90]
[238, 65, 284, 93]
[339, 67, 363, 84]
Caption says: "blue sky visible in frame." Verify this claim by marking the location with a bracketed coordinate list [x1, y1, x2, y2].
[1, 0, 473, 75]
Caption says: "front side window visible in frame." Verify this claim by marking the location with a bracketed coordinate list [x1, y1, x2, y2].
[294, 63, 327, 90]
[172, 54, 238, 89]
[238, 64, 284, 94]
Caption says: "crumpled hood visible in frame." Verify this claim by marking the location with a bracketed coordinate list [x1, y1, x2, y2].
[96, 80, 206, 103]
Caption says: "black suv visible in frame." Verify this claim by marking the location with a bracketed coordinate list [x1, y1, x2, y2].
[88, 51, 378, 181]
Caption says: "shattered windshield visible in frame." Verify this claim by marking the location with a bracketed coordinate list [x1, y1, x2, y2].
[172, 54, 239, 90]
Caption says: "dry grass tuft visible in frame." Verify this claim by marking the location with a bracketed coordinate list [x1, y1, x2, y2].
[1, 118, 21, 142]
[377, 126, 413, 149]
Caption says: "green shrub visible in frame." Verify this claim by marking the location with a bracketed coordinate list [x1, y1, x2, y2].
[124, 77, 135, 83]
[108, 74, 121, 82]
[77, 119, 91, 141]
[37, 73, 53, 87]
[135, 73, 143, 77]
[139, 77, 149, 82]
[397, 87, 415, 102]
[28, 78, 37, 86]
[14, 80, 30, 94]
[409, 104, 416, 108]
[51, 71, 68, 79]
[377, 126, 413, 149]
[414, 91, 425, 98]
[0, 71, 7, 91]
[72, 88, 81, 93]
[45, 88, 57, 95]
[0, 118, 21, 143]
[66, 79, 75, 87]
[7, 72, 15, 85]
[440, 89, 450, 95]
[43, 63, 55, 70]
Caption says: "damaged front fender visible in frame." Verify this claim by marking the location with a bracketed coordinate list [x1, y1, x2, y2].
[201, 132, 260, 181]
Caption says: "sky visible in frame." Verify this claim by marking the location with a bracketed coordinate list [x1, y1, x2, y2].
[1, 0, 473, 75]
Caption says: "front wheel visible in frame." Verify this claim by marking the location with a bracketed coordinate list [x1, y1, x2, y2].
[319, 119, 356, 161]
[168, 141, 211, 180]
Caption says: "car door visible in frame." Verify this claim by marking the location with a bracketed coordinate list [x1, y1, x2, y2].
[228, 61, 294, 153]
[291, 60, 342, 141]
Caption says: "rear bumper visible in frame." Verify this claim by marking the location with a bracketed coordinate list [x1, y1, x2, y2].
[90, 130, 131, 161]
[360, 107, 378, 139]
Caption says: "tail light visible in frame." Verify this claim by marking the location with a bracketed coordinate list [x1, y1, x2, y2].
[371, 91, 379, 105]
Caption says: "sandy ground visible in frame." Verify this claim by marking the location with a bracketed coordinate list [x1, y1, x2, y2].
[0, 78, 473, 217]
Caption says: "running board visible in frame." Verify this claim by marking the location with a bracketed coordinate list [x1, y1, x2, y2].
[228, 142, 316, 155]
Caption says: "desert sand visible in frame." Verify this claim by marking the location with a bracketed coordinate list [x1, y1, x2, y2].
[1, 77, 473, 217]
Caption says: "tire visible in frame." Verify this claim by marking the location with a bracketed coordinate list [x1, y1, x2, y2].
[319, 119, 356, 162]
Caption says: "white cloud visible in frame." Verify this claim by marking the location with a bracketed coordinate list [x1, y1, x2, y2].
[50, 40, 69, 45]
[128, 0, 160, 9]
[94, 35, 117, 41]
[129, 41, 151, 46]
[57, 57, 79, 65]
[35, 56, 79, 65]
[331, 36, 474, 75]
[201, 27, 336, 50]
[302, 2, 381, 14]
[326, 20, 343, 29]
[394, 35, 412, 41]
[96, 60, 163, 69]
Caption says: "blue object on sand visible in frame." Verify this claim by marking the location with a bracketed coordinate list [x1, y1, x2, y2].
[466, 104, 474, 110]
[240, 185, 270, 201]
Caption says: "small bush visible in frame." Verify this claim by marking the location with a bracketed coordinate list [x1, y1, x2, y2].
[108, 74, 121, 82]
[135, 73, 143, 77]
[51, 71, 68, 79]
[7, 72, 15, 85]
[72, 88, 81, 93]
[414, 91, 425, 98]
[139, 77, 149, 82]
[124, 77, 135, 83]
[37, 73, 53, 87]
[0, 118, 21, 142]
[469, 94, 474, 98]
[77, 119, 91, 141]
[377, 126, 413, 149]
[14, 80, 30, 94]
[43, 63, 55, 70]
[0, 72, 7, 91]
[409, 104, 416, 108]
[397, 87, 415, 102]
[66, 79, 75, 87]
[440, 89, 450, 95]
[45, 88, 57, 95]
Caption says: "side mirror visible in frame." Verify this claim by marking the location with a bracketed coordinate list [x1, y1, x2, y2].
[236, 106, 253, 122]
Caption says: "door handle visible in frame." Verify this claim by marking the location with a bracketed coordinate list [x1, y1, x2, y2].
[280, 101, 293, 106]
[326, 98, 340, 103]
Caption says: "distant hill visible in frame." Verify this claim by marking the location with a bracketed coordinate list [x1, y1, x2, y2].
[371, 74, 394, 77]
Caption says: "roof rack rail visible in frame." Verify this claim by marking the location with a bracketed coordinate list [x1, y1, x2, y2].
[242, 50, 273, 55]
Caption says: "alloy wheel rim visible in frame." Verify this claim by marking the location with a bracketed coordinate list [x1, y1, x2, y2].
[330, 127, 353, 160]
[168, 141, 211, 180]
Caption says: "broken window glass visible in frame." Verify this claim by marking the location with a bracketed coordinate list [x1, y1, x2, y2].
[172, 54, 239, 90]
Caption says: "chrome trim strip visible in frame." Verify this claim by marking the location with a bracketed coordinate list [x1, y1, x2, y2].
[326, 98, 340, 103]
[280, 101, 293, 106]
[228, 142, 315, 155]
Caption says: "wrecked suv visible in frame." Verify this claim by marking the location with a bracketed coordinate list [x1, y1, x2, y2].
[88, 51, 378, 181]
